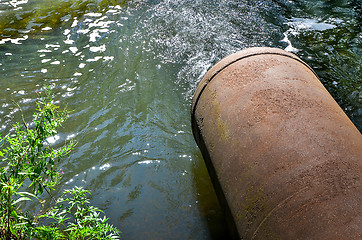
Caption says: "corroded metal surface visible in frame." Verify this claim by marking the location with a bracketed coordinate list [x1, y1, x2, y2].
[191, 47, 362, 239]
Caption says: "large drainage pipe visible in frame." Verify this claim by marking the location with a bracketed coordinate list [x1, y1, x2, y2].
[191, 47, 362, 239]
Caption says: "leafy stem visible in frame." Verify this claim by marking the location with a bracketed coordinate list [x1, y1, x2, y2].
[0, 88, 120, 239]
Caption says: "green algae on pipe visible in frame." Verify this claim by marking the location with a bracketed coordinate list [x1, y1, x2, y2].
[191, 47, 362, 239]
[0, 0, 129, 40]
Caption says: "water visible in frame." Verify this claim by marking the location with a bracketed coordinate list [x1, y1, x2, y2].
[0, 0, 360, 239]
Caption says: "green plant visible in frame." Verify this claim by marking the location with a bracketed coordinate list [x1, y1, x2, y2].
[0, 88, 120, 239]
[36, 187, 120, 240]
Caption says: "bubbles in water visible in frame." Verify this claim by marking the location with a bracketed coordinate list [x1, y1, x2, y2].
[135, 0, 285, 98]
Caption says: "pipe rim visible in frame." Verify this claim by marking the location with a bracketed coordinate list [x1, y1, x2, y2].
[190, 47, 318, 120]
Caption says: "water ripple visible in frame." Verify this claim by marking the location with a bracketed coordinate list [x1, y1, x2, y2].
[0, 1, 360, 239]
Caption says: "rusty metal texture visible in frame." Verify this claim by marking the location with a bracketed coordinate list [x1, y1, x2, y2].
[191, 47, 362, 239]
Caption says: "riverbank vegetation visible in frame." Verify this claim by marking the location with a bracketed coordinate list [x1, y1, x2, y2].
[0, 88, 120, 239]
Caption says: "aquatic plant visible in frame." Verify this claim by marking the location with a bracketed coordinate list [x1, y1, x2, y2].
[0, 88, 120, 239]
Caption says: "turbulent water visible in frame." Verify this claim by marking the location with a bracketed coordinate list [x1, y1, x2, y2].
[0, 0, 361, 239]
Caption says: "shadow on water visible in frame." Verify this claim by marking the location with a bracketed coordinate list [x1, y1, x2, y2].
[192, 151, 233, 240]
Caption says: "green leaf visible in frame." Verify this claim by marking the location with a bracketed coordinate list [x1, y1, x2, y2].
[18, 191, 39, 200]
[13, 196, 32, 205]
[0, 88, 120, 239]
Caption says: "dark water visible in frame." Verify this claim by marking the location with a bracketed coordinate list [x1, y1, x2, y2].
[0, 0, 360, 239]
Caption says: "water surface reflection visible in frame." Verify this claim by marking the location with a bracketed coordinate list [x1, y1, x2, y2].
[0, 0, 360, 239]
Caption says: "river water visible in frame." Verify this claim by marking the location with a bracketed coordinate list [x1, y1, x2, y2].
[0, 0, 360, 239]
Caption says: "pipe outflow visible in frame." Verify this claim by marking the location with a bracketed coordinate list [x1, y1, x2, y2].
[191, 47, 362, 239]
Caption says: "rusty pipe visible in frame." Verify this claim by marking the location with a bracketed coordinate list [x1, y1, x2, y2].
[191, 47, 362, 239]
